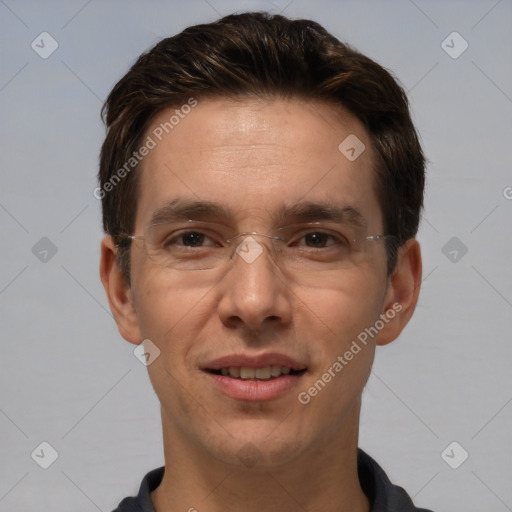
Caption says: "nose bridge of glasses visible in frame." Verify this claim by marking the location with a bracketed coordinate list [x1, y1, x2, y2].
[226, 231, 284, 247]
[227, 232, 285, 265]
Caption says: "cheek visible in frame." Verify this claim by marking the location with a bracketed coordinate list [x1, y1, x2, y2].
[298, 270, 386, 339]
[294, 270, 386, 404]
[132, 267, 171, 338]
[295, 280, 382, 425]
[131, 267, 216, 355]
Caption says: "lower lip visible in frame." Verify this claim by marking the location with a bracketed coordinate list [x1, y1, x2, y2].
[204, 371, 304, 401]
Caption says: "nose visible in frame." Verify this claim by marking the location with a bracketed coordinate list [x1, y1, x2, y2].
[216, 236, 293, 332]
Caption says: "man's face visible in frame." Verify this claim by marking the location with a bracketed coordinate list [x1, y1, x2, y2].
[123, 97, 395, 467]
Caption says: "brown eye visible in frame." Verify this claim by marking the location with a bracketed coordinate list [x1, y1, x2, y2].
[181, 232, 205, 247]
[304, 233, 330, 247]
[298, 232, 348, 248]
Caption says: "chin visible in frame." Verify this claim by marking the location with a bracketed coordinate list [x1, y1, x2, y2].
[203, 422, 308, 470]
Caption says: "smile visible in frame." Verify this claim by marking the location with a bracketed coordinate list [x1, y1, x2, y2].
[209, 366, 305, 380]
[202, 352, 308, 401]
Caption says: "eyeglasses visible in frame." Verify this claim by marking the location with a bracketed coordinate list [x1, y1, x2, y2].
[117, 220, 393, 274]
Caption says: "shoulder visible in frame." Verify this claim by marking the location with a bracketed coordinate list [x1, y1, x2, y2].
[358, 449, 435, 512]
[111, 466, 165, 512]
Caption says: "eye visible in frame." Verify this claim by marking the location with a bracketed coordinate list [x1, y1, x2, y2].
[303, 232, 334, 248]
[180, 232, 206, 247]
[164, 230, 219, 249]
[294, 231, 349, 249]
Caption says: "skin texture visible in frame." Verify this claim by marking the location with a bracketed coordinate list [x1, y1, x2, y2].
[100, 97, 422, 512]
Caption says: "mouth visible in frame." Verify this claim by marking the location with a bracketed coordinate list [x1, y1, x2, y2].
[202, 353, 307, 401]
[206, 366, 306, 380]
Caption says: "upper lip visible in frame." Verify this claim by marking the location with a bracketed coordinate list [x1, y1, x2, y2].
[204, 352, 306, 371]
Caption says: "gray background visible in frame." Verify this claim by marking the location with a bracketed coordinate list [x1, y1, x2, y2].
[1, 0, 511, 510]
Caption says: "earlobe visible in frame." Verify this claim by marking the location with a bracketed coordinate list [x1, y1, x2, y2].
[99, 236, 142, 345]
[377, 238, 422, 346]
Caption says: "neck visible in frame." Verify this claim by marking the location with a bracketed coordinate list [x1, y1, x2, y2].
[152, 404, 370, 512]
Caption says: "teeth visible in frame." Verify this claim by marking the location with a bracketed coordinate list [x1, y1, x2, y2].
[255, 366, 272, 380]
[240, 367, 255, 379]
[271, 365, 282, 377]
[217, 366, 297, 379]
[228, 366, 240, 378]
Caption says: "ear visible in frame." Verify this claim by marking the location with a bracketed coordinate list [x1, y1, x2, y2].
[99, 235, 142, 345]
[377, 238, 422, 346]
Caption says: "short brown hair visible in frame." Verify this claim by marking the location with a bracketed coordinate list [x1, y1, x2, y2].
[99, 11, 425, 280]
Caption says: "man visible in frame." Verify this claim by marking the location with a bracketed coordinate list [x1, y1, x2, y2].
[99, 11, 432, 512]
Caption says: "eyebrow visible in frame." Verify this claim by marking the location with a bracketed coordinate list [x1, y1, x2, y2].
[148, 199, 232, 226]
[147, 198, 368, 231]
[275, 201, 368, 231]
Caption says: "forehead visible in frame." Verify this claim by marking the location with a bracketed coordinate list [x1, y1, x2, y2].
[136, 97, 381, 230]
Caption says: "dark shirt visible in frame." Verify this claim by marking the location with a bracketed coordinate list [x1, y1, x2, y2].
[112, 449, 434, 512]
